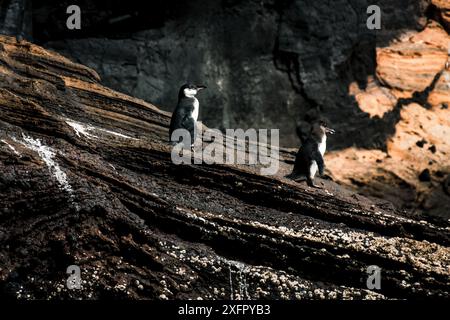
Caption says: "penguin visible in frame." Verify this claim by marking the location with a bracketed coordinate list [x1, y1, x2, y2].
[287, 121, 335, 188]
[169, 83, 207, 147]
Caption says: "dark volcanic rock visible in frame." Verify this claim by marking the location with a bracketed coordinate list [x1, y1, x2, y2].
[0, 0, 32, 40]
[2, 0, 430, 149]
[2, 0, 449, 223]
[416, 139, 427, 148]
[419, 169, 432, 182]
[444, 175, 450, 196]
[0, 36, 449, 300]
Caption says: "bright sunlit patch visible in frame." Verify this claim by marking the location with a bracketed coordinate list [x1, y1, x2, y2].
[348, 76, 396, 118]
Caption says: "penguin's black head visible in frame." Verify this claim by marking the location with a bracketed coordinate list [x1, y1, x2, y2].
[179, 83, 207, 99]
[319, 121, 335, 135]
[312, 121, 335, 138]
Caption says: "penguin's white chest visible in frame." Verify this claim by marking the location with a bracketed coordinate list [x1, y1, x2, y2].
[192, 98, 199, 121]
[309, 135, 327, 180]
[318, 135, 327, 156]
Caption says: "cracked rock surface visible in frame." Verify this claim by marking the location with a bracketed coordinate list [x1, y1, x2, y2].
[0, 36, 449, 300]
[2, 0, 449, 230]
[327, 21, 450, 219]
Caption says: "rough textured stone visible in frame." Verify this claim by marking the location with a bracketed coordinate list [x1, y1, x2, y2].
[1, 36, 449, 300]
[22, 0, 431, 150]
[432, 0, 450, 31]
[325, 22, 450, 219]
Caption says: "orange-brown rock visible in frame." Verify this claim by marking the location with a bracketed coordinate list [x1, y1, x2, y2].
[432, 0, 450, 31]
[376, 23, 448, 99]
[329, 22, 450, 219]
[348, 76, 396, 118]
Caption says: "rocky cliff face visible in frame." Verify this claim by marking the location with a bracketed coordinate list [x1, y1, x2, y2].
[1, 1, 449, 219]
[23, 0, 435, 147]
[1, 36, 449, 299]
[5, 0, 443, 218]
[327, 21, 450, 219]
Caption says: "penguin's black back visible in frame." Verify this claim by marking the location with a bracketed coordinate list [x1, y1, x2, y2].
[292, 137, 319, 175]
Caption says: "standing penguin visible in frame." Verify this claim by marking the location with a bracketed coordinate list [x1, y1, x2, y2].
[169, 83, 207, 147]
[287, 121, 335, 188]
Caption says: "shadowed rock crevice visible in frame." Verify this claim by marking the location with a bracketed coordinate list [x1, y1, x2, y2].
[360, 66, 447, 153]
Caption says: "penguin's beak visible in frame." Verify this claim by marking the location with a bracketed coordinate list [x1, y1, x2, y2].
[325, 127, 335, 135]
[196, 85, 207, 91]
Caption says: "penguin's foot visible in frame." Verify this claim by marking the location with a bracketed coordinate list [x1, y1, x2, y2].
[306, 179, 321, 189]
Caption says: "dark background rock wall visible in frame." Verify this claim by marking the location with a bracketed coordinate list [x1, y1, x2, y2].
[0, 0, 432, 147]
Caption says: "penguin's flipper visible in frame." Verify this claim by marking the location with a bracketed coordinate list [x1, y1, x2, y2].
[181, 114, 196, 145]
[169, 108, 183, 142]
[169, 108, 196, 146]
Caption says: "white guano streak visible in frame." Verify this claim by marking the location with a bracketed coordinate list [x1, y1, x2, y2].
[1, 139, 20, 155]
[13, 134, 74, 195]
[65, 119, 137, 140]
